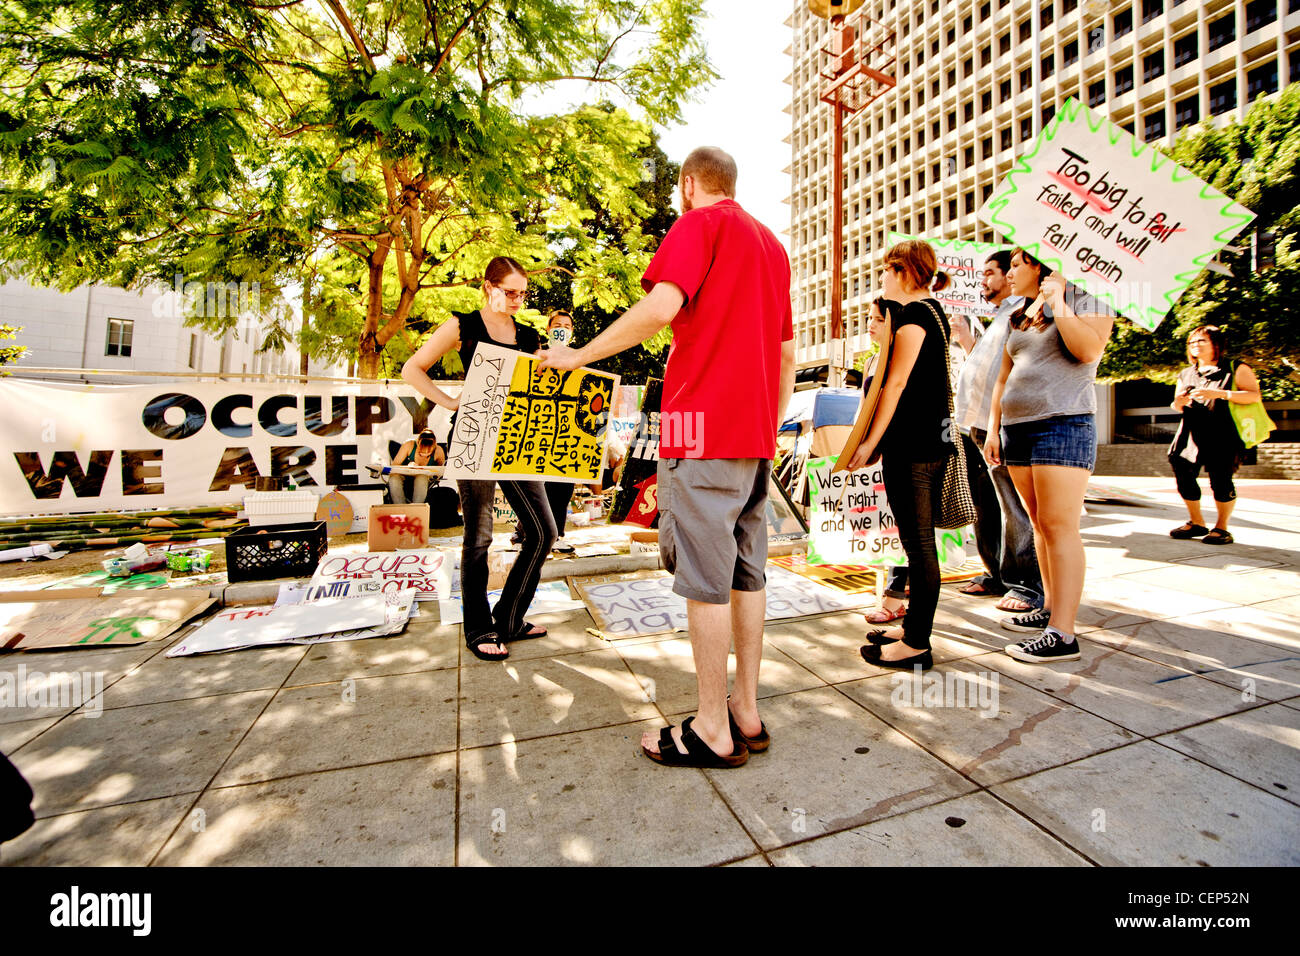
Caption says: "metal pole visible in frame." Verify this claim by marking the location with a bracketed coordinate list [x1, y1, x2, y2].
[828, 14, 845, 387]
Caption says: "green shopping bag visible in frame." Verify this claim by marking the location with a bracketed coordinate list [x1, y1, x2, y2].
[1228, 364, 1275, 449]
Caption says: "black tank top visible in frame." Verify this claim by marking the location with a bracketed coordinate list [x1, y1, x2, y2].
[455, 310, 542, 371]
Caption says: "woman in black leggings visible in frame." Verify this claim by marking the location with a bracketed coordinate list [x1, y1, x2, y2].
[1168, 326, 1261, 546]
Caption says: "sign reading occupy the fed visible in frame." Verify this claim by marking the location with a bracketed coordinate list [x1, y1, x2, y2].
[978, 97, 1256, 330]
[0, 379, 450, 515]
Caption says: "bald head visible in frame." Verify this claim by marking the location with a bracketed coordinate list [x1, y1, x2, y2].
[680, 147, 737, 198]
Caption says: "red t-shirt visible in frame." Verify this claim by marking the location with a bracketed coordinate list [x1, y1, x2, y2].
[642, 199, 793, 459]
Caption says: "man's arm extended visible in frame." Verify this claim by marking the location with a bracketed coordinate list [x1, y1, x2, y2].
[536, 282, 685, 371]
[776, 338, 796, 425]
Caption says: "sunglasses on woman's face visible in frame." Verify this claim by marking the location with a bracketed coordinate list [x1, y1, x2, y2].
[495, 284, 528, 302]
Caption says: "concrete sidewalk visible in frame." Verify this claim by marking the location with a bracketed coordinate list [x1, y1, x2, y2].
[2, 476, 1297, 866]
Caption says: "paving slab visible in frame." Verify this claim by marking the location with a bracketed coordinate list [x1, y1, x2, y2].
[768, 791, 1090, 866]
[614, 636, 823, 718]
[992, 740, 1300, 866]
[157, 754, 457, 866]
[457, 719, 756, 866]
[1118, 564, 1300, 604]
[1088, 616, 1300, 702]
[1077, 574, 1235, 623]
[93, 644, 306, 710]
[0, 644, 160, 725]
[686, 686, 975, 851]
[459, 647, 658, 749]
[286, 626, 460, 687]
[214, 670, 458, 787]
[13, 689, 273, 815]
[0, 795, 195, 866]
[837, 659, 1139, 786]
[982, 641, 1258, 738]
[1155, 704, 1300, 806]
[0, 715, 60, 754]
[486, 609, 611, 662]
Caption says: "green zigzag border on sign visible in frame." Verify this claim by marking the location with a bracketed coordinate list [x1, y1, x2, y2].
[885, 231, 1009, 255]
[979, 95, 1258, 330]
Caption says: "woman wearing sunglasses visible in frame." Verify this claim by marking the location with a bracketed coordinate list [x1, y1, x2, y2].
[402, 256, 557, 661]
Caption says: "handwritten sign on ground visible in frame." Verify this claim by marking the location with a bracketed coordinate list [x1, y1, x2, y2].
[887, 233, 1009, 317]
[0, 589, 214, 650]
[978, 96, 1255, 330]
[806, 457, 905, 567]
[768, 554, 880, 594]
[167, 591, 414, 656]
[367, 504, 430, 551]
[445, 343, 618, 484]
[574, 565, 870, 638]
[308, 549, 450, 602]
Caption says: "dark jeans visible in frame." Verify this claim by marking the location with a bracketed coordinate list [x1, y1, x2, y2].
[1170, 455, 1237, 503]
[883, 564, 908, 600]
[966, 429, 1044, 607]
[546, 481, 573, 536]
[882, 455, 944, 651]
[459, 478, 557, 641]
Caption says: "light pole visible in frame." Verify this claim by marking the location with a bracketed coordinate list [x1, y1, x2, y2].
[808, 1, 895, 386]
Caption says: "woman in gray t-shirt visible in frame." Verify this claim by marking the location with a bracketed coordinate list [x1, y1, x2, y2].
[982, 248, 1115, 665]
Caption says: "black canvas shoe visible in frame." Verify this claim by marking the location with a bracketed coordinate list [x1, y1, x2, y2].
[1001, 607, 1051, 633]
[1005, 629, 1082, 664]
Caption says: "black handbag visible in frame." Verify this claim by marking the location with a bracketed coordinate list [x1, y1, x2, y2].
[922, 300, 978, 530]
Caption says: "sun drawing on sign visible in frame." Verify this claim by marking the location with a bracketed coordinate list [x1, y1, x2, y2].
[575, 375, 611, 437]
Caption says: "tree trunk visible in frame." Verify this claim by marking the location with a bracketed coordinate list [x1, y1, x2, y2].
[357, 245, 389, 379]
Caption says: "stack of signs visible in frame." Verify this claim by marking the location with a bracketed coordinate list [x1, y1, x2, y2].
[307, 549, 451, 602]
[806, 456, 904, 567]
[978, 96, 1255, 330]
[610, 378, 663, 525]
[886, 232, 1010, 318]
[444, 343, 618, 484]
[168, 589, 415, 657]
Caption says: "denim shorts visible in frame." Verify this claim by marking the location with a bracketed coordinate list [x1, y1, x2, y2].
[1002, 413, 1096, 471]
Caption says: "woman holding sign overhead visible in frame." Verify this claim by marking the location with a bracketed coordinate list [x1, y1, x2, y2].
[402, 256, 556, 661]
[983, 248, 1115, 664]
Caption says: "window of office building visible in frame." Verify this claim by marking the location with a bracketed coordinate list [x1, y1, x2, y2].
[981, 45, 992, 67]
[947, 67, 957, 87]
[188, 334, 198, 369]
[1173, 32, 1196, 68]
[1089, 80, 1106, 106]
[1142, 0, 1163, 24]
[965, 145, 975, 167]
[963, 14, 973, 31]
[932, 119, 941, 139]
[932, 39, 940, 57]
[1115, 64, 1134, 94]
[1041, 2, 1054, 27]
[982, 184, 993, 203]
[1175, 93, 1199, 129]
[1019, 66, 1033, 90]
[918, 127, 926, 146]
[1209, 78, 1236, 115]
[964, 101, 974, 122]
[932, 79, 940, 97]
[1245, 0, 1276, 32]
[1246, 60, 1279, 101]
[964, 192, 976, 214]
[933, 161, 941, 181]
[932, 205, 941, 226]
[1113, 7, 1133, 38]
[1041, 53, 1055, 78]
[1000, 78, 1012, 102]
[981, 91, 993, 112]
[963, 57, 973, 78]
[1001, 127, 1013, 150]
[1019, 18, 1032, 42]
[1020, 116, 1033, 141]
[1143, 50, 1164, 82]
[981, 136, 993, 159]
[947, 27, 956, 45]
[948, 198, 958, 219]
[1207, 13, 1234, 52]
[106, 318, 133, 357]
[948, 110, 958, 131]
[1063, 0, 1078, 12]
[890, 145, 898, 162]
[1063, 40, 1079, 67]
[980, 1, 992, 17]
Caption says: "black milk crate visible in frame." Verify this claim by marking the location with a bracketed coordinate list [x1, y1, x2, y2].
[225, 521, 327, 583]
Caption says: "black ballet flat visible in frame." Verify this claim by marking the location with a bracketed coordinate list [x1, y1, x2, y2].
[860, 643, 933, 671]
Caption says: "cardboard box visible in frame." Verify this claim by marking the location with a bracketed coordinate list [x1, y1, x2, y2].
[367, 504, 431, 551]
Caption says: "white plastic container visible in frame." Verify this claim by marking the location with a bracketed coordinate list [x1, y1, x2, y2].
[243, 490, 319, 527]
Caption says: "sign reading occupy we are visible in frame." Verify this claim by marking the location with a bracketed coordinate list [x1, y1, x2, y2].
[0, 379, 453, 515]
[886, 232, 1010, 318]
[978, 97, 1256, 330]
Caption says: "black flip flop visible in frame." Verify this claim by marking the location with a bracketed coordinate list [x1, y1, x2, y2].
[641, 716, 748, 768]
[466, 632, 509, 661]
[505, 621, 548, 642]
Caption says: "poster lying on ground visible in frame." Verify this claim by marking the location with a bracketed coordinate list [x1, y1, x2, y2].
[0, 589, 214, 650]
[0, 379, 454, 516]
[978, 96, 1255, 330]
[443, 343, 618, 484]
[307, 549, 451, 602]
[886, 232, 1009, 318]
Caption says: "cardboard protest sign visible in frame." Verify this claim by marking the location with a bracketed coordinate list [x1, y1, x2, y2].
[573, 565, 870, 639]
[610, 378, 662, 525]
[0, 589, 214, 650]
[978, 96, 1255, 330]
[887, 232, 1009, 318]
[367, 504, 430, 551]
[768, 554, 879, 595]
[308, 549, 450, 602]
[806, 456, 905, 567]
[444, 343, 618, 484]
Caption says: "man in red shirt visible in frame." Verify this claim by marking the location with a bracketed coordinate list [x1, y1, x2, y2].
[539, 146, 795, 768]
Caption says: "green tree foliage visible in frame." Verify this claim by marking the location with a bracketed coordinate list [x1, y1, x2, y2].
[0, 324, 25, 367]
[1100, 83, 1300, 399]
[0, 0, 713, 378]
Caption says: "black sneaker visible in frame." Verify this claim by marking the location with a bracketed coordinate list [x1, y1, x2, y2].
[1001, 607, 1051, 633]
[1005, 629, 1081, 664]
